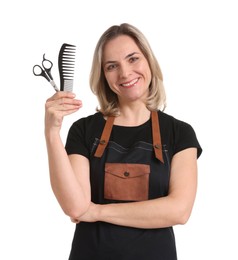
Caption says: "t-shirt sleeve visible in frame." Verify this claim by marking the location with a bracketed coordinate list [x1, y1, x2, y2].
[174, 120, 202, 158]
[65, 119, 89, 158]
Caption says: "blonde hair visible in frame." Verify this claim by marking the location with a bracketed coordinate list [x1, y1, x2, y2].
[89, 23, 166, 116]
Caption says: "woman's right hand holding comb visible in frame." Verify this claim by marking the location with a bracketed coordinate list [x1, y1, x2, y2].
[45, 91, 82, 135]
[44, 92, 90, 219]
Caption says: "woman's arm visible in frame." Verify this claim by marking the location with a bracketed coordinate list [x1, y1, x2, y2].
[45, 92, 91, 219]
[77, 147, 198, 229]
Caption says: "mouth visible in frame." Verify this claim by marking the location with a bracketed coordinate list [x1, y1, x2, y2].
[119, 78, 139, 88]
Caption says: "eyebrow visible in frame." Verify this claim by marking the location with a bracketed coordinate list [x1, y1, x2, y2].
[125, 52, 140, 59]
[104, 52, 140, 65]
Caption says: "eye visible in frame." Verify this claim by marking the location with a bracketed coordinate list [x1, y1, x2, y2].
[105, 63, 118, 71]
[129, 56, 139, 63]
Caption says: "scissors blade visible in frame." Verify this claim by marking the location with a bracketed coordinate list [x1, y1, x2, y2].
[49, 80, 59, 92]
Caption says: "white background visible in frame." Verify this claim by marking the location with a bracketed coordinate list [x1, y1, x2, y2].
[1, 0, 237, 259]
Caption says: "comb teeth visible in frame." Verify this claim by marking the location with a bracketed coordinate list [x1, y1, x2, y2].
[58, 43, 76, 91]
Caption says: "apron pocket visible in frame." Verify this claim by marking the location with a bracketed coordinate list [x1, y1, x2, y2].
[104, 163, 150, 201]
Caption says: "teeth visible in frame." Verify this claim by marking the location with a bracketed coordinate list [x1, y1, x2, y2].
[121, 78, 138, 87]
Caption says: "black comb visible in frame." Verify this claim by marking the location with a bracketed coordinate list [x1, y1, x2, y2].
[58, 43, 76, 92]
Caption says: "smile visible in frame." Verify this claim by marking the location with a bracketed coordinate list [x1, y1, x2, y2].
[120, 78, 139, 88]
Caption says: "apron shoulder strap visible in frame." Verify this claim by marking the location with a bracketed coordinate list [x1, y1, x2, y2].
[94, 111, 164, 163]
[151, 110, 164, 163]
[94, 116, 115, 158]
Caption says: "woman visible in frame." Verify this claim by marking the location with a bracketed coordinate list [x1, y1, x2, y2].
[45, 23, 202, 260]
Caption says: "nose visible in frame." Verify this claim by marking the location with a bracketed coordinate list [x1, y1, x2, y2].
[119, 63, 131, 78]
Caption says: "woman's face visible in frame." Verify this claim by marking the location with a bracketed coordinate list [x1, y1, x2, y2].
[102, 35, 152, 105]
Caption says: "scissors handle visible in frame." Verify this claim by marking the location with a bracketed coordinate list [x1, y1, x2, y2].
[42, 54, 54, 80]
[33, 54, 59, 92]
[33, 65, 51, 81]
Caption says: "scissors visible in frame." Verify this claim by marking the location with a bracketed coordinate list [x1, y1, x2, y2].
[33, 54, 59, 92]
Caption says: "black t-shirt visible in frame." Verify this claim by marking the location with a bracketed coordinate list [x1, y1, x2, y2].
[66, 110, 202, 161]
[65, 111, 202, 260]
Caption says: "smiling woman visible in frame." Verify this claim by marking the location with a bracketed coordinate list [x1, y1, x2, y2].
[90, 24, 166, 117]
[102, 36, 152, 106]
[44, 23, 202, 260]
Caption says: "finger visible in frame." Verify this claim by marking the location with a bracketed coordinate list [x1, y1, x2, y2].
[56, 102, 82, 112]
[46, 97, 82, 110]
[46, 91, 76, 102]
[46, 103, 82, 118]
[58, 97, 82, 106]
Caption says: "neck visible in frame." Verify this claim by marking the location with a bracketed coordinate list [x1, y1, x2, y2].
[114, 104, 151, 127]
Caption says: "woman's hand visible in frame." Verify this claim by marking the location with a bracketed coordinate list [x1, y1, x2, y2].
[45, 91, 82, 135]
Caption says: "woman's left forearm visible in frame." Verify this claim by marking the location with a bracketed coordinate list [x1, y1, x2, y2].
[96, 196, 192, 229]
